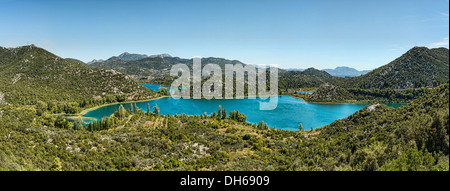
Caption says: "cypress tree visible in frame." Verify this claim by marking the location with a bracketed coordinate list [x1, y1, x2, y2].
[222, 108, 227, 119]
[299, 123, 304, 131]
[118, 104, 125, 119]
[153, 104, 160, 115]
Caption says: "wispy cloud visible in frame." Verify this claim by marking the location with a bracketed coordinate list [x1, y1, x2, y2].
[440, 12, 449, 21]
[429, 37, 449, 48]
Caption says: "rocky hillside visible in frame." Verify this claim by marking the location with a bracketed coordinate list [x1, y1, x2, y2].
[347, 47, 449, 89]
[0, 45, 155, 105]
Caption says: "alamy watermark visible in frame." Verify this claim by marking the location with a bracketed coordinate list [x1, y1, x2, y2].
[169, 57, 278, 110]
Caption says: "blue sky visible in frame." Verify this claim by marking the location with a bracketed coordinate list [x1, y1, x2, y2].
[0, 0, 448, 70]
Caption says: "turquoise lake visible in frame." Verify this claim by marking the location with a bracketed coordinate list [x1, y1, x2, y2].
[83, 85, 405, 131]
[141, 84, 167, 92]
[141, 83, 182, 93]
[297, 91, 313, 94]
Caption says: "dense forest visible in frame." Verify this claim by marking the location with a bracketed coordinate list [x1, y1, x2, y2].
[0, 84, 447, 171]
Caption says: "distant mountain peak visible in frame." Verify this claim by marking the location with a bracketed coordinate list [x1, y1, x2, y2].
[87, 59, 105, 64]
[116, 52, 148, 61]
[118, 52, 130, 56]
[302, 67, 333, 78]
[304, 67, 318, 71]
[99, 52, 173, 61]
[409, 46, 429, 51]
[150, 53, 172, 58]
[283, 68, 305, 71]
[323, 66, 371, 77]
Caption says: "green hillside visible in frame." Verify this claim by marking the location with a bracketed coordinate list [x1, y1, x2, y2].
[318, 83, 449, 170]
[0, 45, 155, 107]
[301, 85, 432, 103]
[278, 68, 345, 91]
[90, 56, 175, 79]
[294, 47, 449, 102]
[347, 47, 449, 89]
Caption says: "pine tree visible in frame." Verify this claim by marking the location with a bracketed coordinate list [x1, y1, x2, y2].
[299, 123, 304, 131]
[147, 103, 150, 115]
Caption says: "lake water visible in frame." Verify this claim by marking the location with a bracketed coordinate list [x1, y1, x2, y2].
[141, 84, 167, 92]
[141, 83, 182, 93]
[83, 86, 405, 130]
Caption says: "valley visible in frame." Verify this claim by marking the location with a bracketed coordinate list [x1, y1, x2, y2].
[0, 45, 448, 171]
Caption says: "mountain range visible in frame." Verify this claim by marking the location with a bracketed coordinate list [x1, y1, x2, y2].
[86, 46, 449, 91]
[87, 52, 172, 64]
[89, 54, 247, 79]
[1, 45, 448, 107]
[285, 67, 371, 77]
[322, 66, 371, 77]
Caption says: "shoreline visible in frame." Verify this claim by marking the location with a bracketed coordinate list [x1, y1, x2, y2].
[78, 94, 376, 117]
[287, 94, 406, 105]
[284, 94, 369, 104]
[76, 93, 404, 122]
[289, 96, 371, 104]
[78, 95, 169, 116]
[72, 93, 403, 130]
